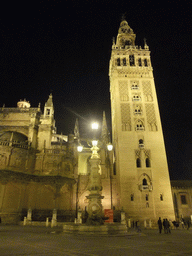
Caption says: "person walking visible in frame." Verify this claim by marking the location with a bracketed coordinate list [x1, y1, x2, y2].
[166, 219, 171, 234]
[158, 217, 162, 234]
[163, 219, 166, 233]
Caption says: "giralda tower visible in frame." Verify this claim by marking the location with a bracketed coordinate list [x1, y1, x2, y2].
[109, 20, 175, 222]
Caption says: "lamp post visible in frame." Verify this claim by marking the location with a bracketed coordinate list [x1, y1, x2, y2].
[77, 122, 113, 224]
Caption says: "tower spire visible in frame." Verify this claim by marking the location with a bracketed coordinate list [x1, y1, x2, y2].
[74, 118, 80, 140]
[101, 111, 109, 144]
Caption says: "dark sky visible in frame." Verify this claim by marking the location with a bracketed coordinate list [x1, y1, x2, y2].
[0, 1, 191, 180]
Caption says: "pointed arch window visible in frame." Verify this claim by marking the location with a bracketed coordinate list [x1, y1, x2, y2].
[132, 95, 141, 101]
[134, 105, 142, 115]
[131, 82, 139, 90]
[136, 158, 141, 168]
[146, 158, 151, 167]
[143, 178, 148, 186]
[136, 120, 144, 131]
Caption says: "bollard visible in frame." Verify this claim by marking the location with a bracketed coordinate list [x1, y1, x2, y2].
[27, 208, 32, 221]
[128, 218, 131, 228]
[46, 217, 49, 227]
[121, 211, 126, 225]
[77, 210, 82, 224]
[23, 217, 27, 226]
[51, 209, 57, 227]
[149, 219, 152, 228]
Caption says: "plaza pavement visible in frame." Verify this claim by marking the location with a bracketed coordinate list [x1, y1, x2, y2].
[0, 225, 192, 255]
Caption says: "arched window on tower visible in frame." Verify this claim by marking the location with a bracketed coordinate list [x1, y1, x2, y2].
[144, 59, 148, 67]
[134, 105, 142, 115]
[129, 55, 135, 66]
[143, 178, 148, 186]
[123, 58, 126, 66]
[136, 120, 144, 131]
[146, 158, 151, 167]
[138, 58, 142, 66]
[117, 58, 121, 66]
[136, 158, 141, 168]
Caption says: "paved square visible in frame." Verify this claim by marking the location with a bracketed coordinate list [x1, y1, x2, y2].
[0, 225, 192, 255]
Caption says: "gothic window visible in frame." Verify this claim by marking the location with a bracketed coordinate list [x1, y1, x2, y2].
[131, 82, 139, 90]
[123, 58, 126, 66]
[134, 105, 141, 114]
[146, 194, 149, 201]
[136, 120, 144, 131]
[136, 158, 141, 168]
[143, 178, 148, 186]
[117, 58, 121, 66]
[129, 55, 135, 66]
[133, 95, 140, 101]
[146, 158, 151, 167]
[160, 194, 163, 201]
[131, 194, 134, 201]
[138, 58, 142, 66]
[180, 195, 187, 205]
[144, 59, 148, 67]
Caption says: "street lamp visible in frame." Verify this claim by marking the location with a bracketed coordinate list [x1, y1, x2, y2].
[76, 120, 113, 224]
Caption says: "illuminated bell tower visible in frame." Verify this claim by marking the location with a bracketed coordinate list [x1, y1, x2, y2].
[109, 20, 175, 222]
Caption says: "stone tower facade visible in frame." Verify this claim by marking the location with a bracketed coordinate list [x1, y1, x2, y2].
[109, 20, 175, 222]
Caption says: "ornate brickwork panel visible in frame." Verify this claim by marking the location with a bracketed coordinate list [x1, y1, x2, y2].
[119, 81, 129, 101]
[142, 81, 153, 102]
[135, 149, 141, 159]
[145, 104, 158, 131]
[120, 103, 131, 131]
[144, 149, 151, 159]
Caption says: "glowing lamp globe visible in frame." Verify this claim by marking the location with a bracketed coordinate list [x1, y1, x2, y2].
[107, 144, 113, 151]
[92, 122, 98, 130]
[92, 140, 98, 146]
[77, 145, 83, 152]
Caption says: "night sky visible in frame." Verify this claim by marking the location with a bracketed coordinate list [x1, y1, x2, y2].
[0, 1, 191, 180]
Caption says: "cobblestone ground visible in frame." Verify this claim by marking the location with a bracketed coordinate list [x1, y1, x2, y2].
[0, 225, 192, 255]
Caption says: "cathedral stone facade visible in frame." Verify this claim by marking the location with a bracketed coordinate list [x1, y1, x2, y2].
[0, 20, 191, 225]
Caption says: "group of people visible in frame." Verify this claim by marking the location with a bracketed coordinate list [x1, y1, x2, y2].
[158, 217, 171, 234]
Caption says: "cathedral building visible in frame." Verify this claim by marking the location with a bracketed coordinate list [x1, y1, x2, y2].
[0, 19, 191, 225]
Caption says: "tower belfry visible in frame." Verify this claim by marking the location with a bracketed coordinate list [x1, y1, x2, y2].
[109, 20, 175, 221]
